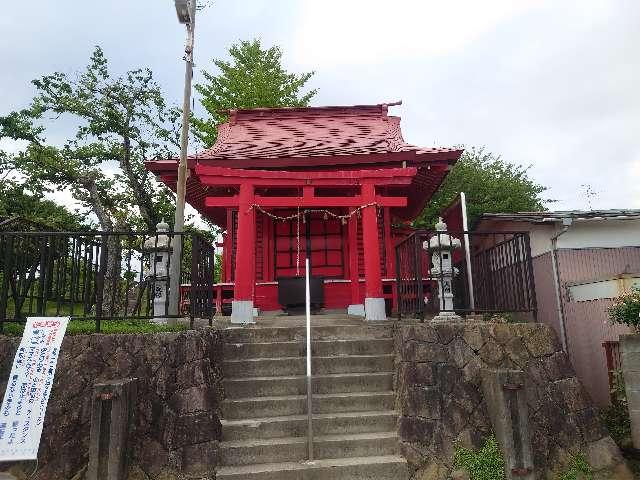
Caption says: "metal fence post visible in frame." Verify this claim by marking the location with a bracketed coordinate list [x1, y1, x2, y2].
[414, 233, 424, 321]
[395, 246, 402, 322]
[0, 235, 13, 332]
[523, 233, 537, 320]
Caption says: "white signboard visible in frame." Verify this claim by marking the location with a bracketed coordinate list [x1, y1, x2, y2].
[0, 317, 68, 461]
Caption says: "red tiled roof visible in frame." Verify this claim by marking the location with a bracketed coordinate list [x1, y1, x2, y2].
[189, 103, 460, 162]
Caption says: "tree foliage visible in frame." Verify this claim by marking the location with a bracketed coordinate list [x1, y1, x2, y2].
[0, 46, 179, 232]
[192, 39, 317, 146]
[416, 147, 549, 228]
[0, 182, 86, 231]
[608, 287, 640, 330]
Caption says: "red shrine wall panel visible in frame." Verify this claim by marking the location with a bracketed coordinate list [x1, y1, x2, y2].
[255, 212, 264, 281]
[274, 215, 305, 277]
[272, 210, 345, 279]
[229, 210, 238, 282]
[356, 209, 388, 278]
[228, 209, 268, 282]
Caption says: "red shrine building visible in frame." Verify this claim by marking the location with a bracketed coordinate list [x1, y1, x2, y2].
[146, 103, 463, 323]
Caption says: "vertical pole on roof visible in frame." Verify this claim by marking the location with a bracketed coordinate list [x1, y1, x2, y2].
[305, 258, 314, 461]
[460, 192, 475, 311]
[168, 0, 196, 325]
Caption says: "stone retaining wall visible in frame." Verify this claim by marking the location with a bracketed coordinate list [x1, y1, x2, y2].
[394, 321, 633, 480]
[0, 329, 224, 480]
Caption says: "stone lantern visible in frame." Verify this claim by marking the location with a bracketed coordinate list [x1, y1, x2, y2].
[144, 220, 172, 323]
[423, 217, 462, 321]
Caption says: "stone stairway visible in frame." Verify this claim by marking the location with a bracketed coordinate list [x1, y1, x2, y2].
[217, 318, 408, 480]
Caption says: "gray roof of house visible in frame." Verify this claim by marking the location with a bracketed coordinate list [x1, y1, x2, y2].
[477, 209, 640, 224]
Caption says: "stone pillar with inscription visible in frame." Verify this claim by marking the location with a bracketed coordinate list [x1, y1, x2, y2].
[144, 220, 172, 324]
[482, 369, 535, 480]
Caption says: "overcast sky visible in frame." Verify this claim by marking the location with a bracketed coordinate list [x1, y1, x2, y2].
[1, 0, 639, 212]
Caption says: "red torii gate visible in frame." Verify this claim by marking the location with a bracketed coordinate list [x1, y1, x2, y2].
[195, 165, 416, 321]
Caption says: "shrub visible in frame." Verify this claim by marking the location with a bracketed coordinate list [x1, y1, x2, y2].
[608, 287, 640, 329]
[454, 435, 505, 480]
[558, 454, 593, 480]
[600, 370, 632, 447]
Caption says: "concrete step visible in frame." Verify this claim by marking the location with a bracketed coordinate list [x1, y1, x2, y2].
[224, 338, 394, 360]
[224, 355, 394, 378]
[222, 391, 395, 420]
[313, 338, 394, 357]
[225, 341, 304, 360]
[224, 357, 306, 377]
[225, 324, 393, 344]
[314, 431, 400, 459]
[224, 372, 394, 398]
[220, 432, 400, 466]
[216, 455, 409, 480]
[222, 410, 398, 441]
[219, 436, 307, 466]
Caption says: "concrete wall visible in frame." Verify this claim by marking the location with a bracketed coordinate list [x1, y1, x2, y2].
[557, 219, 640, 250]
[531, 253, 561, 337]
[563, 299, 630, 406]
[394, 322, 633, 479]
[0, 330, 224, 480]
[530, 247, 640, 406]
[557, 247, 640, 406]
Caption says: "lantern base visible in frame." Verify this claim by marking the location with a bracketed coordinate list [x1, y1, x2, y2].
[231, 300, 256, 324]
[365, 297, 387, 322]
[431, 312, 463, 323]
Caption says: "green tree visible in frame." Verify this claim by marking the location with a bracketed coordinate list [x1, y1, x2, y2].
[0, 46, 178, 232]
[416, 147, 548, 228]
[193, 39, 317, 146]
[0, 182, 86, 231]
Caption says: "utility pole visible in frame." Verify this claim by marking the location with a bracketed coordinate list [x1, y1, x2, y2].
[168, 0, 196, 324]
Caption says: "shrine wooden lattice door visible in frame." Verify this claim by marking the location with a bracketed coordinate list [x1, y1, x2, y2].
[273, 210, 345, 279]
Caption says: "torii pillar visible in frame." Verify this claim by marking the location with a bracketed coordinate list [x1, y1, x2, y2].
[232, 182, 256, 323]
[361, 184, 386, 321]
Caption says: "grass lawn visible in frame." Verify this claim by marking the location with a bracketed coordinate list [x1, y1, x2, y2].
[2, 298, 188, 335]
[0, 319, 188, 336]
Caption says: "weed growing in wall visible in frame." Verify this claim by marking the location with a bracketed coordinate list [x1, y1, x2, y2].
[600, 370, 631, 447]
[557, 454, 593, 480]
[454, 435, 505, 480]
[454, 435, 595, 480]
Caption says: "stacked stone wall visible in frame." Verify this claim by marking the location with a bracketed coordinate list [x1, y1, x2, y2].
[0, 330, 224, 480]
[394, 322, 632, 479]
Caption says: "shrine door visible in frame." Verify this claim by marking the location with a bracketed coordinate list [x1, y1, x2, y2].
[274, 211, 345, 279]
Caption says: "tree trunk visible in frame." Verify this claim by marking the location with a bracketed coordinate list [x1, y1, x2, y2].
[100, 234, 122, 318]
[77, 174, 123, 318]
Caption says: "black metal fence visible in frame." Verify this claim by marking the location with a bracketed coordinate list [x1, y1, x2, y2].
[0, 230, 217, 332]
[396, 230, 537, 320]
